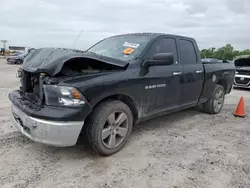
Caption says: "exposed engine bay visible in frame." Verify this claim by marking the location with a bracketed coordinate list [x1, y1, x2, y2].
[56, 57, 124, 77]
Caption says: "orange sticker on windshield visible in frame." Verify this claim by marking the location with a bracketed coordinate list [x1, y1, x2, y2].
[123, 48, 134, 55]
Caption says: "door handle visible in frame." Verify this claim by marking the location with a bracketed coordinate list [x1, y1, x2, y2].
[195, 70, 203, 73]
[173, 72, 182, 75]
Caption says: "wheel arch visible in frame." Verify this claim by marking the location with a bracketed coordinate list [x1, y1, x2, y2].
[92, 94, 139, 123]
[217, 79, 227, 93]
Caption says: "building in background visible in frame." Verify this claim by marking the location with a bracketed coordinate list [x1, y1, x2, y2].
[1, 41, 30, 56]
[8, 46, 26, 52]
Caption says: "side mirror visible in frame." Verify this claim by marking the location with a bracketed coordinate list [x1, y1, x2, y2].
[142, 53, 174, 68]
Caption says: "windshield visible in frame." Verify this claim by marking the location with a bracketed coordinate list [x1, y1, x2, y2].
[87, 35, 151, 61]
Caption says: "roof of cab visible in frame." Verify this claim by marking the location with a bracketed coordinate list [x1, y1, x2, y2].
[109, 32, 195, 41]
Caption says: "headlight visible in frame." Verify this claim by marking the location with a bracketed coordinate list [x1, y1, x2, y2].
[43, 85, 86, 107]
[235, 71, 238, 74]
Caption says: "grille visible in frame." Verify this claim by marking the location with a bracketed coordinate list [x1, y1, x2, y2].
[235, 77, 250, 85]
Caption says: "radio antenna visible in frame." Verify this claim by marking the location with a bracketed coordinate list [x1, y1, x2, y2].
[72, 29, 83, 49]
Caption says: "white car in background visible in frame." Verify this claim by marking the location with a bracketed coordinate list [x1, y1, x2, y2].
[234, 55, 250, 88]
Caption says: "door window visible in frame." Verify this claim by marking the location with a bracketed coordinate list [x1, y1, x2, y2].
[146, 38, 178, 62]
[179, 39, 197, 64]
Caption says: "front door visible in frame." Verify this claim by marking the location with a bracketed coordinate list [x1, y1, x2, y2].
[141, 37, 182, 117]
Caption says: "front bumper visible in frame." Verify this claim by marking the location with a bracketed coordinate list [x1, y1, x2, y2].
[11, 104, 84, 147]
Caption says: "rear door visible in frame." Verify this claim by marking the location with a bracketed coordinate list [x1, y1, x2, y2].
[178, 38, 204, 107]
[142, 37, 182, 116]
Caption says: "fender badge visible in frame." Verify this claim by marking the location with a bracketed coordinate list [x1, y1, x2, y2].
[212, 75, 216, 82]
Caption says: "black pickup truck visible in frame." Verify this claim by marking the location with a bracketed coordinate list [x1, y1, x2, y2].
[9, 33, 235, 155]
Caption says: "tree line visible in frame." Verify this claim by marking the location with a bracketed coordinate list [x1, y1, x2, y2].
[200, 44, 250, 60]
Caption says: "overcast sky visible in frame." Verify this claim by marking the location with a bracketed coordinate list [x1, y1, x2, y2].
[1, 0, 250, 50]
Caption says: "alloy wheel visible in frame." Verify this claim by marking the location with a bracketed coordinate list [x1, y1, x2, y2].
[101, 111, 129, 149]
[213, 89, 224, 112]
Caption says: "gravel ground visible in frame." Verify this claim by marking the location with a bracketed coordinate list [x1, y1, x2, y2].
[0, 59, 250, 188]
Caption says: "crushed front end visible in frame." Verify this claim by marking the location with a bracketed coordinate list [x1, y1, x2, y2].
[9, 69, 92, 147]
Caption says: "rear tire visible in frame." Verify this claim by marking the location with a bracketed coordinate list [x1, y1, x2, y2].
[86, 100, 133, 156]
[202, 85, 225, 114]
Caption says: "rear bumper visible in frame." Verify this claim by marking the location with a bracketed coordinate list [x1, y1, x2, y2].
[11, 104, 84, 147]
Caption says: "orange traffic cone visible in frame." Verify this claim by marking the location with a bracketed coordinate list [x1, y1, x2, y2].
[234, 97, 246, 117]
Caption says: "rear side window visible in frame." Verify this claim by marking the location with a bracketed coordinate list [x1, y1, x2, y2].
[179, 39, 197, 64]
[146, 38, 178, 62]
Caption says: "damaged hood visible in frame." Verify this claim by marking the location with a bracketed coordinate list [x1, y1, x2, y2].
[21, 48, 129, 76]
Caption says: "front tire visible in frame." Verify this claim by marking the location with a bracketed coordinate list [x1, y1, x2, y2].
[203, 85, 225, 114]
[86, 100, 133, 156]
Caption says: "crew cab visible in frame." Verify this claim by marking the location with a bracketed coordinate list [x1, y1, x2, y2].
[233, 55, 250, 88]
[9, 33, 235, 155]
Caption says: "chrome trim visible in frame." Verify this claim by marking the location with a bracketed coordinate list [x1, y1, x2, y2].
[11, 105, 84, 147]
[195, 70, 203, 73]
[173, 72, 182, 75]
